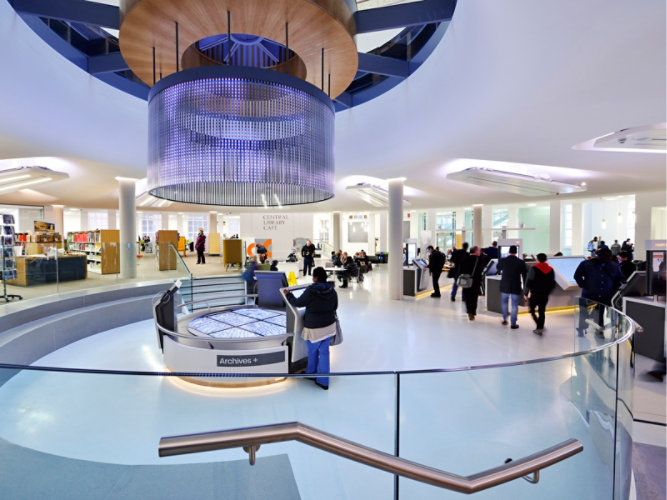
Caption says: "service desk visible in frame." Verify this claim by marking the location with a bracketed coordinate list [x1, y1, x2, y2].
[7, 254, 87, 286]
[485, 275, 580, 313]
[623, 297, 665, 361]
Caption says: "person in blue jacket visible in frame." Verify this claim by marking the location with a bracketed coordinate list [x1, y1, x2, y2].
[283, 267, 338, 390]
[574, 247, 625, 336]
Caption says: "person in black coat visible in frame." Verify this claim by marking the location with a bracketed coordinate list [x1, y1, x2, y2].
[427, 245, 446, 298]
[618, 251, 636, 279]
[574, 247, 626, 336]
[449, 242, 469, 301]
[340, 256, 359, 288]
[523, 253, 556, 335]
[496, 245, 527, 329]
[301, 240, 316, 276]
[459, 246, 486, 320]
[283, 267, 338, 389]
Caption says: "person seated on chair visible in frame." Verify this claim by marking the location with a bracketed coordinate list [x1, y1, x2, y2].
[270, 259, 279, 272]
[340, 256, 359, 288]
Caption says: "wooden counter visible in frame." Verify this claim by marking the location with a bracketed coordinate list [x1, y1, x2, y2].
[7, 254, 87, 287]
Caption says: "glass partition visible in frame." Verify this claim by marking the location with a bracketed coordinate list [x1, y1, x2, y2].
[0, 299, 636, 499]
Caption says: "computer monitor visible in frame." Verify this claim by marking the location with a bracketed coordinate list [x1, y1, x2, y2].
[499, 246, 515, 259]
[646, 250, 666, 298]
[405, 243, 417, 265]
[413, 258, 428, 270]
[548, 257, 585, 290]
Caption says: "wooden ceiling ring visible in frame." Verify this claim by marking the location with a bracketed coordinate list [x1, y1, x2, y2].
[119, 0, 357, 98]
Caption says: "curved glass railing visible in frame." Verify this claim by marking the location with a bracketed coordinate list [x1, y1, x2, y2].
[0, 293, 637, 498]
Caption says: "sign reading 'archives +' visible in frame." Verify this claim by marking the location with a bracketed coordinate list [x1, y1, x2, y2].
[217, 352, 285, 367]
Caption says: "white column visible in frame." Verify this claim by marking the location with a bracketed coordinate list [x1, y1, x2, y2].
[455, 209, 466, 244]
[79, 209, 88, 230]
[51, 205, 64, 233]
[117, 178, 137, 279]
[208, 212, 217, 233]
[549, 199, 561, 254]
[379, 212, 388, 253]
[388, 178, 404, 300]
[473, 204, 483, 249]
[507, 207, 519, 240]
[331, 212, 340, 252]
[635, 190, 666, 257]
[482, 205, 493, 247]
[571, 201, 583, 255]
[162, 213, 169, 230]
[177, 213, 185, 237]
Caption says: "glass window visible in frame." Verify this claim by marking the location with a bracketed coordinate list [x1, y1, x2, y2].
[140, 214, 161, 237]
[187, 216, 208, 241]
[492, 208, 509, 228]
[563, 203, 573, 249]
[87, 211, 108, 230]
[435, 211, 455, 231]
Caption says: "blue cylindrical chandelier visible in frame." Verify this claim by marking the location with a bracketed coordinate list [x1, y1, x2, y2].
[147, 66, 335, 206]
[119, 0, 358, 206]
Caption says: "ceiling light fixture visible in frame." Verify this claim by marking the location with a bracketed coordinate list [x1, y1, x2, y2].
[119, 0, 358, 206]
[446, 168, 587, 197]
[573, 122, 666, 153]
[345, 183, 411, 207]
[0, 166, 68, 194]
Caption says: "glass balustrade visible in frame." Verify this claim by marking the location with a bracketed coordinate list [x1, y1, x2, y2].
[0, 294, 637, 499]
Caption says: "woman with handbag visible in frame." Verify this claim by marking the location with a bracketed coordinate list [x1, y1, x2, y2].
[458, 246, 486, 321]
[283, 267, 338, 390]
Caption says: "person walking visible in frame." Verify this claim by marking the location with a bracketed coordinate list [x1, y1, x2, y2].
[427, 245, 446, 298]
[523, 253, 556, 335]
[195, 228, 206, 264]
[574, 247, 625, 336]
[610, 239, 621, 258]
[449, 242, 469, 301]
[301, 240, 316, 276]
[496, 245, 527, 329]
[283, 267, 338, 390]
[459, 246, 486, 320]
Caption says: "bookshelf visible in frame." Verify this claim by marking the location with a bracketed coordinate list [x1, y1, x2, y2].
[1, 214, 22, 301]
[156, 230, 179, 270]
[67, 229, 120, 274]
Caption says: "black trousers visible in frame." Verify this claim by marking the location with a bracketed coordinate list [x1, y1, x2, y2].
[303, 257, 314, 276]
[431, 270, 442, 296]
[462, 288, 479, 315]
[529, 294, 549, 329]
[197, 249, 205, 264]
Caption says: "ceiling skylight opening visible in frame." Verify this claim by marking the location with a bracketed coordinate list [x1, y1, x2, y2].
[573, 123, 666, 154]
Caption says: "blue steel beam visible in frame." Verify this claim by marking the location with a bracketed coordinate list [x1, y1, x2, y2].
[334, 92, 353, 109]
[11, 0, 120, 30]
[88, 52, 129, 74]
[357, 52, 409, 78]
[354, 0, 455, 33]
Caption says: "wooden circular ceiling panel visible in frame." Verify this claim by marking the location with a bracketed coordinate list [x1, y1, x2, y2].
[119, 0, 358, 98]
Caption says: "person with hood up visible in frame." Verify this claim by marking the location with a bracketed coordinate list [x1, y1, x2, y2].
[523, 253, 556, 335]
[283, 267, 338, 390]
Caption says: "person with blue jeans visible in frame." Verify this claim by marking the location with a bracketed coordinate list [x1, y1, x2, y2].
[496, 245, 527, 329]
[284, 267, 338, 390]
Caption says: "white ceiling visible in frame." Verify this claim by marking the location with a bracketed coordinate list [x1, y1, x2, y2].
[0, 0, 664, 213]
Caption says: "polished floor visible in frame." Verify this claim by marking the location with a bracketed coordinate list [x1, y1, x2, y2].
[0, 263, 664, 499]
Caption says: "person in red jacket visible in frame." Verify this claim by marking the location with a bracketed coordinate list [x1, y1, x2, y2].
[523, 253, 556, 335]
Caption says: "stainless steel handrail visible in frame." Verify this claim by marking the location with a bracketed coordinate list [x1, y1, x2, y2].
[159, 422, 583, 494]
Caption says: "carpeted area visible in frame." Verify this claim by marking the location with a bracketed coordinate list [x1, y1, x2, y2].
[0, 438, 300, 499]
[633, 442, 666, 500]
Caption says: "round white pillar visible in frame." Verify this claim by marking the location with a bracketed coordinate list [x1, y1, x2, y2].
[388, 178, 404, 300]
[117, 178, 137, 279]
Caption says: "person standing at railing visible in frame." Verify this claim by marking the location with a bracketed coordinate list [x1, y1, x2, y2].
[195, 228, 206, 264]
[574, 247, 625, 336]
[283, 267, 338, 390]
